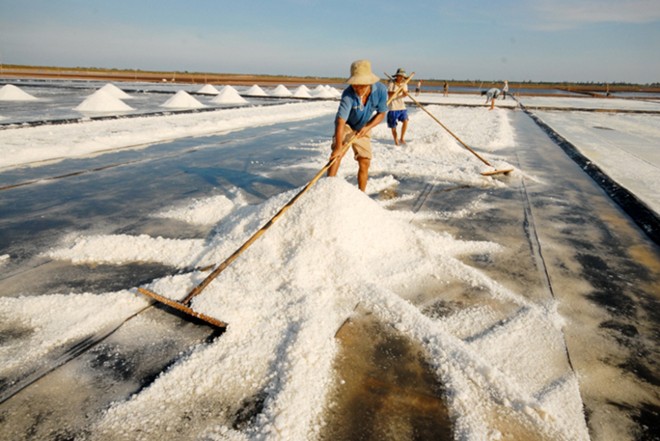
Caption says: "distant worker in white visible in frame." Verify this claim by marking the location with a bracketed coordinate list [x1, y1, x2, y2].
[502, 80, 509, 99]
[328, 59, 388, 192]
[387, 68, 410, 146]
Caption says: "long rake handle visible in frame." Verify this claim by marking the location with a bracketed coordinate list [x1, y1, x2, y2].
[181, 73, 415, 305]
[405, 89, 494, 167]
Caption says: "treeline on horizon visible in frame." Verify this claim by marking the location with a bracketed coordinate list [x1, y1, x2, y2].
[1, 64, 658, 90]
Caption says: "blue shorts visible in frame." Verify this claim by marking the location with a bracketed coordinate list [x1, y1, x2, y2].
[387, 109, 408, 128]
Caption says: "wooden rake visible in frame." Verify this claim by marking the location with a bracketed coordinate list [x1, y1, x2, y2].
[385, 73, 513, 176]
[137, 74, 415, 328]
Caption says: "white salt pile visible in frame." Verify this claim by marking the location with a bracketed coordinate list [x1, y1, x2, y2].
[311, 85, 326, 94]
[198, 84, 220, 95]
[311, 87, 337, 99]
[0, 84, 38, 101]
[271, 84, 293, 97]
[56, 177, 583, 440]
[74, 89, 134, 112]
[161, 90, 206, 109]
[99, 83, 133, 100]
[292, 86, 312, 98]
[326, 86, 341, 97]
[244, 84, 268, 96]
[211, 86, 249, 105]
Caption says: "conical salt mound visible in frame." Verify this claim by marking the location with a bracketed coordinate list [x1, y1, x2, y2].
[99, 83, 132, 99]
[74, 89, 134, 112]
[311, 88, 336, 99]
[198, 84, 220, 95]
[312, 85, 326, 93]
[211, 86, 249, 104]
[271, 85, 293, 97]
[0, 84, 38, 101]
[296, 85, 310, 93]
[244, 85, 267, 96]
[326, 86, 341, 97]
[292, 86, 312, 98]
[161, 90, 206, 109]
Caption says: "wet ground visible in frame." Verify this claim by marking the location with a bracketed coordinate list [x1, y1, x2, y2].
[0, 108, 658, 440]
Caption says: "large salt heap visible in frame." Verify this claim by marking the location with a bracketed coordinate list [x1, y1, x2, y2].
[198, 84, 220, 95]
[0, 84, 39, 101]
[292, 86, 312, 98]
[161, 90, 206, 109]
[99, 83, 133, 100]
[74, 89, 134, 112]
[211, 86, 249, 105]
[271, 84, 293, 97]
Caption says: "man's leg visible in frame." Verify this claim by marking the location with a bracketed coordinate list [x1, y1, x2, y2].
[357, 157, 370, 192]
[399, 119, 408, 144]
[391, 128, 399, 145]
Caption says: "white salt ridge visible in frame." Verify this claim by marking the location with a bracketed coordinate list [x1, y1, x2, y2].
[0, 101, 337, 169]
[271, 84, 293, 97]
[98, 83, 133, 99]
[211, 86, 249, 105]
[0, 291, 146, 375]
[0, 84, 38, 101]
[74, 89, 134, 112]
[154, 192, 247, 225]
[45, 233, 204, 267]
[198, 84, 220, 95]
[161, 90, 206, 109]
[244, 84, 267, 96]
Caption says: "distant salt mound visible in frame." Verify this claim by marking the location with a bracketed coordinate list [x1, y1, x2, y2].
[211, 86, 248, 104]
[292, 86, 312, 98]
[326, 85, 342, 97]
[271, 85, 293, 97]
[198, 84, 220, 95]
[311, 88, 336, 99]
[74, 89, 134, 112]
[99, 83, 132, 99]
[161, 90, 206, 109]
[296, 85, 311, 93]
[0, 84, 38, 101]
[311, 85, 326, 94]
[244, 85, 268, 96]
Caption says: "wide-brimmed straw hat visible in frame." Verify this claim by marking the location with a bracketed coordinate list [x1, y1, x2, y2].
[346, 59, 380, 85]
[392, 67, 408, 78]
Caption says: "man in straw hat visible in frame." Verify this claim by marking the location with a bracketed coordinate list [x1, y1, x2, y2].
[328, 59, 388, 191]
[387, 67, 410, 145]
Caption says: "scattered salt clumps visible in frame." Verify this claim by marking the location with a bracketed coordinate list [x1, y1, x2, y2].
[99, 83, 133, 99]
[244, 84, 268, 96]
[198, 84, 220, 95]
[0, 84, 38, 101]
[271, 84, 293, 97]
[161, 90, 205, 109]
[74, 89, 134, 112]
[211, 86, 249, 105]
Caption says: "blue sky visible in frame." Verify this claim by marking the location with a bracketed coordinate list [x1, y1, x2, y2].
[1, 0, 659, 83]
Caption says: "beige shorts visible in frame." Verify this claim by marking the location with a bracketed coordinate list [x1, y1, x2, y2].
[335, 125, 372, 160]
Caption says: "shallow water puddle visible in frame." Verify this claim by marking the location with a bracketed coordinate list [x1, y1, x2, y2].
[322, 313, 453, 440]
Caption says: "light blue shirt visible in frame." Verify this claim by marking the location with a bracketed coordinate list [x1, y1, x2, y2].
[336, 82, 388, 131]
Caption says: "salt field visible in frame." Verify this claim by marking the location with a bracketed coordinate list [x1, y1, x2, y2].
[0, 79, 658, 440]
